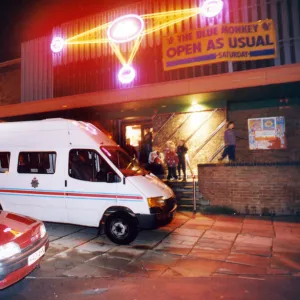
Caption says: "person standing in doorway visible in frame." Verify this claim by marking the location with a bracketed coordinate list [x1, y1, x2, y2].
[218, 121, 237, 162]
[124, 138, 137, 160]
[177, 140, 188, 181]
[143, 129, 153, 160]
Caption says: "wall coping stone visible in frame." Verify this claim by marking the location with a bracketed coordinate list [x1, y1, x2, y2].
[198, 161, 300, 167]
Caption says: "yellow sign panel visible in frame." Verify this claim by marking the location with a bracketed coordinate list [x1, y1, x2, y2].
[162, 20, 277, 71]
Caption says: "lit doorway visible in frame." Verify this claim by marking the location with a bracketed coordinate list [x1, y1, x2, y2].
[125, 125, 141, 147]
[122, 120, 153, 164]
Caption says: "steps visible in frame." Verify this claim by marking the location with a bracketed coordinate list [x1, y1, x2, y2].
[165, 180, 210, 211]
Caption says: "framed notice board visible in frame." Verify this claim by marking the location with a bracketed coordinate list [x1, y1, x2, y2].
[248, 117, 286, 150]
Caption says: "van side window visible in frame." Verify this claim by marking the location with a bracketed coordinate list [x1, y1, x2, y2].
[18, 152, 56, 174]
[0, 152, 10, 173]
[69, 149, 118, 182]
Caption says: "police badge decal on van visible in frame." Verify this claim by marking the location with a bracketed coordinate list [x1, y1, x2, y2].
[31, 177, 39, 188]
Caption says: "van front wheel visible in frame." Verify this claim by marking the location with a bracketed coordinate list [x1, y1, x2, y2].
[105, 213, 139, 245]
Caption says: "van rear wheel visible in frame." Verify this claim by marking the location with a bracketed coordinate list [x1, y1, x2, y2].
[105, 213, 139, 245]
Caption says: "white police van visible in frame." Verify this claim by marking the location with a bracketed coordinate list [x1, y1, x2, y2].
[0, 118, 176, 244]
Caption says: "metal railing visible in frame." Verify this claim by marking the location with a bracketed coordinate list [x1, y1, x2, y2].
[192, 119, 227, 159]
[185, 109, 219, 143]
[186, 154, 197, 214]
[153, 113, 175, 144]
[208, 143, 225, 162]
[192, 175, 197, 214]
[164, 114, 193, 143]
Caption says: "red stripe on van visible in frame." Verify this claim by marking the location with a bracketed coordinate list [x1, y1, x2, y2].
[66, 192, 143, 200]
[0, 189, 143, 200]
[0, 189, 64, 196]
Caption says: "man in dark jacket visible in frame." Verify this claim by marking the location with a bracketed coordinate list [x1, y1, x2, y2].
[124, 139, 137, 159]
[219, 121, 237, 162]
[176, 140, 188, 181]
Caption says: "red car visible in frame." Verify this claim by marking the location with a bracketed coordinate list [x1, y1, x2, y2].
[0, 211, 49, 289]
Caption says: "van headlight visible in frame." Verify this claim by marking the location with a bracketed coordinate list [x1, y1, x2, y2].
[147, 196, 168, 208]
[40, 224, 47, 238]
[0, 242, 21, 260]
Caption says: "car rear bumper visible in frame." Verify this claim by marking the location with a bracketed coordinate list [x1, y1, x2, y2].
[0, 235, 49, 290]
[137, 198, 177, 229]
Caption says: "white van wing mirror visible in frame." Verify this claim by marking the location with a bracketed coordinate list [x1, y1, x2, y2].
[107, 172, 121, 183]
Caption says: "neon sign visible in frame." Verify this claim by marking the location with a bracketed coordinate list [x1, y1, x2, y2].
[50, 37, 65, 53]
[200, 0, 224, 18]
[118, 65, 136, 84]
[107, 14, 145, 44]
[51, 3, 224, 84]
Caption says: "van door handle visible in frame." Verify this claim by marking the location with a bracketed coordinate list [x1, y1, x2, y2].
[65, 180, 67, 187]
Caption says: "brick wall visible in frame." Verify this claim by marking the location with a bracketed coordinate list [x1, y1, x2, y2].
[228, 103, 300, 162]
[198, 163, 300, 215]
[0, 62, 21, 106]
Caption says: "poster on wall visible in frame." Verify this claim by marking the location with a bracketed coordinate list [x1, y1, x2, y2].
[162, 20, 276, 70]
[248, 117, 286, 150]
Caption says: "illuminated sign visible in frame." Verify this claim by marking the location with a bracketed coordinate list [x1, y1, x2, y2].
[51, 37, 65, 53]
[200, 0, 224, 18]
[50, 5, 225, 84]
[162, 20, 276, 70]
[118, 65, 136, 84]
[107, 14, 144, 44]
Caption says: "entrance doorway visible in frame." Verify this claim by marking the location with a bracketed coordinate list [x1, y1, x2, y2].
[125, 125, 141, 148]
[122, 119, 153, 164]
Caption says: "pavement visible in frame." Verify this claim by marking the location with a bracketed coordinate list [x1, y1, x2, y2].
[29, 212, 300, 280]
[3, 276, 300, 300]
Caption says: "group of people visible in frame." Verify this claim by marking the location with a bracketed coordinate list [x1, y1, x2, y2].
[144, 121, 241, 180]
[147, 140, 188, 181]
[124, 135, 189, 181]
[123, 120, 241, 181]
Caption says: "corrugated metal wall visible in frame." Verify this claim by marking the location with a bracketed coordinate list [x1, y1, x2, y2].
[21, 36, 53, 102]
[21, 0, 300, 102]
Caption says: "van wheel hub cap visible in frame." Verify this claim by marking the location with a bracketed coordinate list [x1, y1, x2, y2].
[111, 220, 128, 238]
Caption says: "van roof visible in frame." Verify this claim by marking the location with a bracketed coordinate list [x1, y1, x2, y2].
[0, 118, 117, 148]
[0, 118, 74, 131]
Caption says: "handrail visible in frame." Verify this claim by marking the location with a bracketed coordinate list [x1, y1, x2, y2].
[192, 119, 227, 159]
[164, 113, 192, 143]
[208, 143, 225, 162]
[186, 153, 196, 213]
[192, 175, 196, 214]
[185, 108, 218, 143]
[153, 113, 175, 145]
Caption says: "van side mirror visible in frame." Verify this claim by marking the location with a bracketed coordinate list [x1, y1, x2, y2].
[107, 172, 121, 183]
[107, 172, 115, 183]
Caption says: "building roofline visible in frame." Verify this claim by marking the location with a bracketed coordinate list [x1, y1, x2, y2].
[0, 63, 300, 119]
[0, 58, 21, 69]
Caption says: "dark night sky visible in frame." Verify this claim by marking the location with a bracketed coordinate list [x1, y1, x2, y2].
[0, 0, 139, 62]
